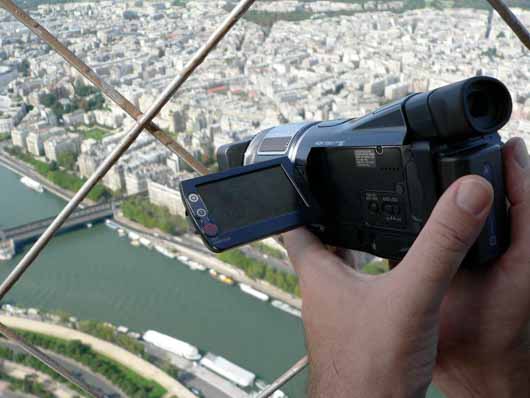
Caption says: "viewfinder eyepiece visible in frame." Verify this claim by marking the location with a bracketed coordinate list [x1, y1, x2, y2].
[464, 78, 512, 133]
[404, 76, 513, 140]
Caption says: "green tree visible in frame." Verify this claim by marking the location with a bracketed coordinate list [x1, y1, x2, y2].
[74, 81, 98, 98]
[40, 93, 58, 108]
[57, 151, 78, 171]
[217, 249, 301, 296]
[19, 59, 31, 77]
[121, 197, 188, 234]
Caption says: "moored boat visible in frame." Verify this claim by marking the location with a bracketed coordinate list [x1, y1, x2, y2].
[200, 353, 255, 387]
[188, 261, 207, 271]
[105, 219, 120, 230]
[239, 283, 269, 302]
[139, 237, 153, 249]
[219, 274, 234, 285]
[155, 245, 175, 259]
[271, 300, 301, 318]
[20, 176, 43, 193]
[143, 330, 201, 361]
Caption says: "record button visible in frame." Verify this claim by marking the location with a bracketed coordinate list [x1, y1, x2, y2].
[203, 223, 219, 237]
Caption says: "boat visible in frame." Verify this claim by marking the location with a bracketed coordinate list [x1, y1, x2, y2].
[105, 219, 120, 230]
[20, 176, 43, 193]
[117, 228, 126, 237]
[188, 261, 207, 271]
[200, 353, 255, 387]
[139, 237, 153, 249]
[219, 274, 234, 285]
[143, 330, 201, 361]
[177, 255, 189, 263]
[209, 269, 218, 277]
[155, 245, 175, 259]
[271, 300, 301, 318]
[86, 223, 93, 229]
[239, 283, 269, 302]
[131, 240, 141, 247]
[0, 247, 14, 261]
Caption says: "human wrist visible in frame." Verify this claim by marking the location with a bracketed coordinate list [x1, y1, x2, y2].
[309, 354, 430, 398]
[434, 352, 529, 398]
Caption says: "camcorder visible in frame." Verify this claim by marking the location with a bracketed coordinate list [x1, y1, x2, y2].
[181, 76, 513, 267]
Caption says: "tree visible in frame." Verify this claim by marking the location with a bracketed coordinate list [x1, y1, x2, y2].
[57, 151, 78, 171]
[51, 102, 65, 118]
[40, 93, 58, 108]
[19, 59, 30, 77]
[86, 93, 105, 111]
[74, 81, 98, 98]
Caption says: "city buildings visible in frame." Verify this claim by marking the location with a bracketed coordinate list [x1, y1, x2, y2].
[0, 0, 528, 213]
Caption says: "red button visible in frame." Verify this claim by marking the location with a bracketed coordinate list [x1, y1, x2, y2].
[203, 223, 219, 237]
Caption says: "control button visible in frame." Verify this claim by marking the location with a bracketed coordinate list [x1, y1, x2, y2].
[188, 194, 200, 203]
[392, 205, 401, 216]
[383, 204, 394, 215]
[196, 208, 207, 218]
[369, 202, 379, 213]
[203, 223, 219, 237]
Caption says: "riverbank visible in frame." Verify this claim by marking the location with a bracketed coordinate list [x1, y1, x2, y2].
[0, 150, 302, 307]
[0, 315, 196, 398]
[113, 215, 302, 310]
[0, 164, 308, 397]
[0, 150, 94, 207]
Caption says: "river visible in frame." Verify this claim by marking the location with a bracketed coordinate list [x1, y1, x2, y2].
[0, 165, 443, 398]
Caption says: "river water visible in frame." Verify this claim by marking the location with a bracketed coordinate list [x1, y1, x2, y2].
[0, 165, 443, 398]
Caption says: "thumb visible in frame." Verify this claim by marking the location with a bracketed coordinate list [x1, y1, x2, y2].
[283, 228, 348, 288]
[395, 175, 494, 306]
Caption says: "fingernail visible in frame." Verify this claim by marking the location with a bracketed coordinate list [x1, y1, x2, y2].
[456, 180, 492, 216]
[514, 139, 529, 169]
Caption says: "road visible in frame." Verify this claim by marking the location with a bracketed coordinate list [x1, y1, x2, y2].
[0, 316, 197, 398]
[147, 345, 244, 398]
[179, 370, 233, 398]
[0, 339, 123, 397]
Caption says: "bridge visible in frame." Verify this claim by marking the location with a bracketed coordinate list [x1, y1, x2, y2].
[0, 202, 115, 260]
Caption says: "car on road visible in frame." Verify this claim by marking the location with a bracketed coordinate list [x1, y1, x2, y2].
[190, 387, 204, 397]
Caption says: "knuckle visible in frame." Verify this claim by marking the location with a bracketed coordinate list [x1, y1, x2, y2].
[511, 177, 530, 203]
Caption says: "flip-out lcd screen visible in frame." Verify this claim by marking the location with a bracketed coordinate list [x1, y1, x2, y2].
[196, 165, 306, 233]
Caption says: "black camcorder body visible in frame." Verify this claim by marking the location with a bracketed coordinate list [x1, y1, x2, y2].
[182, 76, 513, 267]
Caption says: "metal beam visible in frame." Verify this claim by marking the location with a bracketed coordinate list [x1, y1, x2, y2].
[0, 323, 104, 398]
[0, 0, 257, 302]
[255, 356, 309, 398]
[0, 0, 256, 391]
[0, 0, 210, 176]
[486, 0, 530, 49]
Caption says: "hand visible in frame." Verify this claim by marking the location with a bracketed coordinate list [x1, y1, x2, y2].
[283, 137, 529, 398]
[434, 137, 530, 397]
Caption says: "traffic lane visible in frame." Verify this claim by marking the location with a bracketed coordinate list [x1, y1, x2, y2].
[179, 371, 231, 398]
[0, 339, 123, 397]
